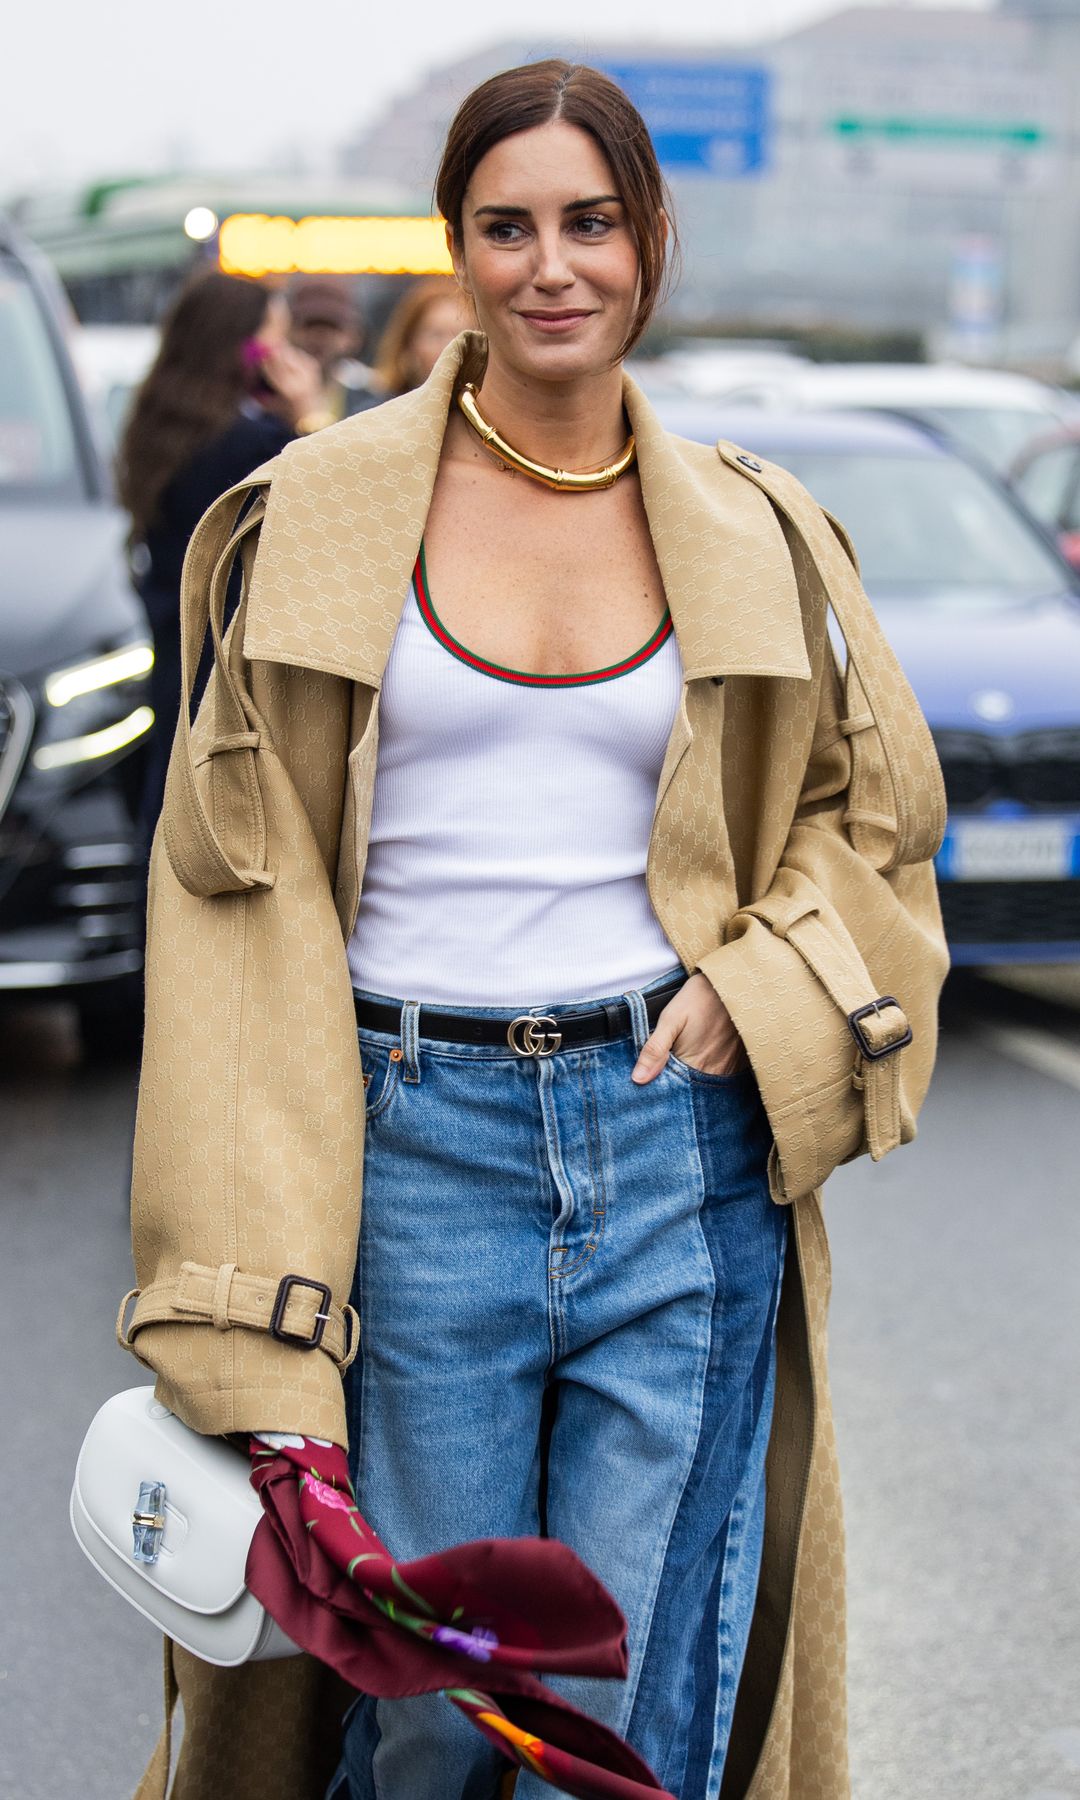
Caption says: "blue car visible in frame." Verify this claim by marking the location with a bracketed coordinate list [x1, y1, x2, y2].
[655, 403, 1080, 965]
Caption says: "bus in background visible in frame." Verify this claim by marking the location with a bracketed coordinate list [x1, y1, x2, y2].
[7, 174, 457, 445]
[5, 175, 450, 325]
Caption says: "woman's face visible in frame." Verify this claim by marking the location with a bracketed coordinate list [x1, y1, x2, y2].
[452, 120, 641, 384]
[407, 293, 473, 387]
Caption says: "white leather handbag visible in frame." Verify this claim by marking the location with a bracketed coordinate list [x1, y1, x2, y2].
[69, 1385, 299, 1666]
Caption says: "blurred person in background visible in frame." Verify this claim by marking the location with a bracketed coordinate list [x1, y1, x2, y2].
[374, 274, 473, 397]
[287, 274, 382, 419]
[124, 59, 947, 1800]
[117, 270, 324, 844]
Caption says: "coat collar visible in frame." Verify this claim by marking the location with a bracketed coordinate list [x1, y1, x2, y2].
[243, 331, 810, 686]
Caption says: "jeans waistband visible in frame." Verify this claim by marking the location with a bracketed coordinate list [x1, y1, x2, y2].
[352, 967, 686, 1057]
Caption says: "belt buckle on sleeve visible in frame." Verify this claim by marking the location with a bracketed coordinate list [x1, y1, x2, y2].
[269, 1274, 333, 1349]
[847, 997, 912, 1061]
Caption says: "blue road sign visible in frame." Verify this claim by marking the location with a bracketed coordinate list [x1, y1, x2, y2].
[601, 62, 771, 176]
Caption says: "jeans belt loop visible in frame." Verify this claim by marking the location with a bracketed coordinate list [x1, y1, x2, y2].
[400, 999, 421, 1084]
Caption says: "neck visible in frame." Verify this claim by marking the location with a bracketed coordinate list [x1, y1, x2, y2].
[472, 356, 628, 472]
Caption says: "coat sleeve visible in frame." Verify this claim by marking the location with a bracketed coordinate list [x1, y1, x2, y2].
[696, 512, 950, 1206]
[122, 489, 363, 1446]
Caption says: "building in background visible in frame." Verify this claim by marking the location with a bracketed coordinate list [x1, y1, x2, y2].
[340, 1, 1080, 366]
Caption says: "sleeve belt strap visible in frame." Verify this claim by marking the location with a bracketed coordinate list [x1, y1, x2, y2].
[742, 893, 910, 1162]
[117, 1262, 358, 1369]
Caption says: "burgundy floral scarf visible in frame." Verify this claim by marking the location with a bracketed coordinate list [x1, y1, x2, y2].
[247, 1435, 674, 1799]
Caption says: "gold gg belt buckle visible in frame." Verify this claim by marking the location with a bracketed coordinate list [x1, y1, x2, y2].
[507, 1014, 562, 1057]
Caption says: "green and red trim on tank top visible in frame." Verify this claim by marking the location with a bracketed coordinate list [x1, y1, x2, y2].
[412, 542, 674, 689]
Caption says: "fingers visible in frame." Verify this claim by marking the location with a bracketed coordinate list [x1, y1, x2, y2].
[631, 1007, 683, 1085]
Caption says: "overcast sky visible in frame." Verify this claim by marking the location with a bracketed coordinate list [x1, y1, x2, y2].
[7, 0, 988, 193]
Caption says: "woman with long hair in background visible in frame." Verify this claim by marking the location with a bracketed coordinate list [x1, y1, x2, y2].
[117, 270, 324, 842]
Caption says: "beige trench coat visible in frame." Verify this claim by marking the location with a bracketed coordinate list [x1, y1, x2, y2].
[123, 333, 948, 1800]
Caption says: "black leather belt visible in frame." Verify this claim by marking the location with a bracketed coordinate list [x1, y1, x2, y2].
[353, 974, 686, 1055]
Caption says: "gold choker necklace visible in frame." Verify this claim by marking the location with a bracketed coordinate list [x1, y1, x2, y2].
[457, 383, 636, 492]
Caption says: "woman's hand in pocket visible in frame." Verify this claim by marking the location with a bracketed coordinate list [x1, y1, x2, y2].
[631, 973, 747, 1085]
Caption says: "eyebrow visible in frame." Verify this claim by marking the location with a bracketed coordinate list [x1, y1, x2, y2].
[472, 194, 621, 218]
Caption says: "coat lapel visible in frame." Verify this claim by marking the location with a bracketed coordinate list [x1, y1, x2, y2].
[243, 331, 811, 689]
[622, 379, 810, 683]
[242, 338, 484, 683]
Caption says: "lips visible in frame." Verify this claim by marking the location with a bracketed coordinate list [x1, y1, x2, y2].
[517, 310, 596, 334]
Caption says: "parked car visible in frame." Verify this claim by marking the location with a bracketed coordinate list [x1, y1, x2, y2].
[0, 217, 152, 1051]
[1007, 426, 1080, 575]
[71, 322, 159, 451]
[656, 401, 1080, 965]
[628, 341, 808, 403]
[701, 363, 1080, 476]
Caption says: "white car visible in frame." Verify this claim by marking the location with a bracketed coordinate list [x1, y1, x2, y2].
[628, 342, 809, 403]
[702, 362, 1080, 474]
[70, 323, 159, 451]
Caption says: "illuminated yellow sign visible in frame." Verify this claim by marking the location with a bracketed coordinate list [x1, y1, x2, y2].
[218, 214, 454, 277]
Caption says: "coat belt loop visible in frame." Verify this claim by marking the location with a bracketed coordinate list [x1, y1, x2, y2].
[212, 1262, 238, 1331]
[116, 1287, 140, 1350]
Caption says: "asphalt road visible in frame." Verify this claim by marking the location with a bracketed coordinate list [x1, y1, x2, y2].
[1, 971, 1078, 1800]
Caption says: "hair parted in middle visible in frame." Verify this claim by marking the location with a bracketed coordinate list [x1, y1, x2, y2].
[434, 59, 678, 360]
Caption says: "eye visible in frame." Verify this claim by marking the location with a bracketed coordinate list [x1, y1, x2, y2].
[483, 220, 528, 244]
[572, 213, 616, 237]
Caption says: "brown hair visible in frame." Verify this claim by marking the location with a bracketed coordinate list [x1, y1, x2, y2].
[435, 59, 677, 360]
[117, 270, 271, 539]
[374, 277, 471, 397]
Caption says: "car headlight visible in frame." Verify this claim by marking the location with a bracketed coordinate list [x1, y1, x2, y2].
[43, 642, 154, 708]
[31, 638, 155, 773]
[33, 705, 155, 771]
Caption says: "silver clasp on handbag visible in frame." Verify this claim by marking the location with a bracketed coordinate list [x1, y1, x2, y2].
[132, 1480, 167, 1564]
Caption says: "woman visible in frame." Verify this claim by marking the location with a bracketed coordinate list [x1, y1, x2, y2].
[123, 61, 948, 1800]
[374, 273, 474, 396]
[117, 270, 325, 842]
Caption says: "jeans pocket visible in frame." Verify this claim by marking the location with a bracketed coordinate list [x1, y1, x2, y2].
[359, 1034, 401, 1121]
[666, 1049, 753, 1087]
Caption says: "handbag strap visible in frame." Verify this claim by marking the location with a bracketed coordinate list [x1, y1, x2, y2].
[161, 478, 271, 897]
[717, 443, 946, 873]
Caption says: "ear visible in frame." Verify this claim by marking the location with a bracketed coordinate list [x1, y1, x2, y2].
[445, 222, 470, 298]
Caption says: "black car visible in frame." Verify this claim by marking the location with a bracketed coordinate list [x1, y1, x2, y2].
[0, 217, 152, 1051]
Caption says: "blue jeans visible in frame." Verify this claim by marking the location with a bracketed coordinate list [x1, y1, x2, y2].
[330, 970, 787, 1800]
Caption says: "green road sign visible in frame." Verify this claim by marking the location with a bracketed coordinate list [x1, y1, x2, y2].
[831, 115, 1047, 148]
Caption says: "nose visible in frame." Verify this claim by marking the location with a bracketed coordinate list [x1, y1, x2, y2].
[531, 225, 575, 293]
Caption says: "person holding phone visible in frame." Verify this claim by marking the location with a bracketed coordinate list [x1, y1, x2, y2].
[118, 271, 325, 844]
[287, 274, 381, 418]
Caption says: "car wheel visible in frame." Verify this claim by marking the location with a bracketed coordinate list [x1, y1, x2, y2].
[76, 973, 145, 1063]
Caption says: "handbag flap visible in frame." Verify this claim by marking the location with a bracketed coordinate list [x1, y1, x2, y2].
[73, 1385, 261, 1614]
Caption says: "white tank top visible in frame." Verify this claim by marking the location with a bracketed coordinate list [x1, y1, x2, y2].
[346, 547, 684, 1007]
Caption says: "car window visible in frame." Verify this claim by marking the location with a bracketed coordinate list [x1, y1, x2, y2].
[0, 262, 81, 499]
[1012, 443, 1080, 527]
[908, 404, 1054, 471]
[772, 450, 1068, 603]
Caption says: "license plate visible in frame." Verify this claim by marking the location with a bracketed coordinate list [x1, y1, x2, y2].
[950, 820, 1073, 881]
